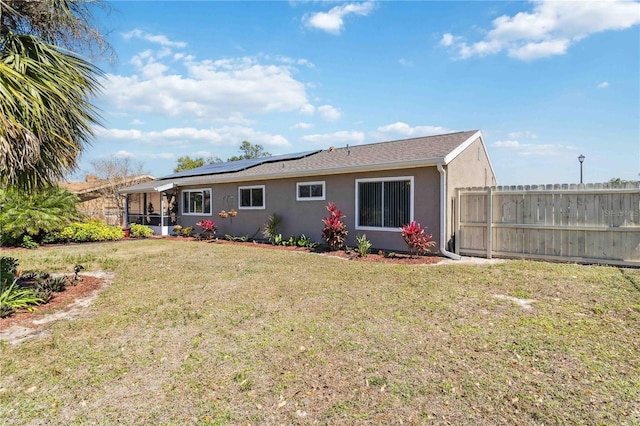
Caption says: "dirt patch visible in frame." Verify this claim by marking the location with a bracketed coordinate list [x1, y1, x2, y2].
[0, 271, 113, 345]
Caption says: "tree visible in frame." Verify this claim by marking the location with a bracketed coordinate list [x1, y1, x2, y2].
[227, 141, 271, 162]
[90, 157, 149, 225]
[0, 0, 111, 191]
[174, 155, 221, 173]
[0, 186, 81, 246]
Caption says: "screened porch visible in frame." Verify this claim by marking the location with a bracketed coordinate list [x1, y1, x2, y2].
[124, 183, 178, 236]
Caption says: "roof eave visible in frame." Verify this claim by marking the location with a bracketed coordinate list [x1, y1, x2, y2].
[168, 157, 446, 187]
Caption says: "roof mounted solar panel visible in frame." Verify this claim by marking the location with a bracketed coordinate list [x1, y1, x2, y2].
[160, 150, 321, 180]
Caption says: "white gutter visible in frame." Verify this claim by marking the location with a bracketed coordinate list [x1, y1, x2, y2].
[437, 163, 462, 260]
[154, 182, 177, 192]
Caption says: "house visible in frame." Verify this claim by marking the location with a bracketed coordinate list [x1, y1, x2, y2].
[119, 130, 496, 256]
[60, 174, 155, 225]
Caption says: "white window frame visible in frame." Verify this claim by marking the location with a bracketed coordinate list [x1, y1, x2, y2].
[355, 176, 414, 232]
[238, 185, 266, 210]
[181, 188, 212, 216]
[296, 181, 326, 201]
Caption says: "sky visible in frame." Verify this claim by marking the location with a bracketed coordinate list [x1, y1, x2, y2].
[75, 0, 640, 185]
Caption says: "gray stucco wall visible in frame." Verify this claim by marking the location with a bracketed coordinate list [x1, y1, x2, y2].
[176, 166, 442, 253]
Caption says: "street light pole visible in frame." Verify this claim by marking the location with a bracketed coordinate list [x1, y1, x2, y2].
[578, 154, 585, 184]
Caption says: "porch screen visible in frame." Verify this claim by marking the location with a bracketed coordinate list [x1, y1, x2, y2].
[357, 178, 411, 228]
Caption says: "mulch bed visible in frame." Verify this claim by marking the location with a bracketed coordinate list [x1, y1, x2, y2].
[210, 238, 445, 265]
[0, 274, 103, 332]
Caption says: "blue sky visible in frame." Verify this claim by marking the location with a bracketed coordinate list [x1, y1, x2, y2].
[77, 0, 640, 185]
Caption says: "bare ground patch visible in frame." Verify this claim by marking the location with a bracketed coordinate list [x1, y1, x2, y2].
[0, 271, 113, 345]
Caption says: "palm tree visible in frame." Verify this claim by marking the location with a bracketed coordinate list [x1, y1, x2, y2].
[0, 1, 108, 191]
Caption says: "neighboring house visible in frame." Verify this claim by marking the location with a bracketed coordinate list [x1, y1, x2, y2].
[61, 174, 155, 225]
[119, 130, 496, 255]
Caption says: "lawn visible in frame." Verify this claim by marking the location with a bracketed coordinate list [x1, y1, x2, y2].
[1, 239, 638, 425]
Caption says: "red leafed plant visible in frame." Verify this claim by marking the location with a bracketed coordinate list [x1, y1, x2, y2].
[401, 221, 436, 256]
[196, 220, 217, 239]
[322, 202, 348, 251]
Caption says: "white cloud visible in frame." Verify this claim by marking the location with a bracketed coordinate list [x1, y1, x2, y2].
[442, 0, 640, 61]
[147, 152, 175, 160]
[101, 54, 311, 121]
[492, 140, 576, 157]
[508, 130, 537, 139]
[113, 150, 134, 158]
[318, 105, 341, 121]
[305, 2, 376, 34]
[493, 140, 521, 148]
[122, 29, 187, 48]
[292, 122, 314, 130]
[96, 126, 290, 150]
[440, 33, 456, 47]
[598, 81, 610, 89]
[300, 103, 316, 115]
[301, 131, 365, 146]
[508, 39, 571, 61]
[376, 122, 452, 137]
[193, 150, 218, 158]
[264, 54, 315, 68]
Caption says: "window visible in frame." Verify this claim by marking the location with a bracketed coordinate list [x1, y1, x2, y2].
[239, 185, 265, 209]
[296, 181, 325, 201]
[182, 189, 211, 215]
[355, 177, 413, 231]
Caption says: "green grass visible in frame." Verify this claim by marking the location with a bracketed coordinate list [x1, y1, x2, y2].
[1, 239, 639, 425]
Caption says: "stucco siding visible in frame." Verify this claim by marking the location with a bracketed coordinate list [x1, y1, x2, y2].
[445, 137, 496, 242]
[176, 166, 442, 252]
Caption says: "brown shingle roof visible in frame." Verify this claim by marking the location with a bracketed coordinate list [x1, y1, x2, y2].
[120, 130, 480, 192]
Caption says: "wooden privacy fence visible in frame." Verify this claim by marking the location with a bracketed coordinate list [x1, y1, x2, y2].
[455, 183, 640, 266]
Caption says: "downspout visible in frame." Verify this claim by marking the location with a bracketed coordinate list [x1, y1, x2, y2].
[437, 163, 462, 260]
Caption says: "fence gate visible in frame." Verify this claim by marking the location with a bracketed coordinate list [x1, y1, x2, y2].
[455, 183, 640, 266]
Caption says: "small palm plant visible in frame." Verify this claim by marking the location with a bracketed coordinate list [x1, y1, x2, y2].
[263, 213, 282, 244]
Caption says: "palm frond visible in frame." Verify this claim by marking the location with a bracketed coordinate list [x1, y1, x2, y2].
[0, 32, 103, 191]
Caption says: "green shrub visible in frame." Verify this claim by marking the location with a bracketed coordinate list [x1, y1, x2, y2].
[0, 186, 80, 246]
[37, 276, 67, 293]
[0, 257, 18, 287]
[181, 226, 193, 237]
[0, 279, 44, 312]
[36, 289, 53, 304]
[130, 223, 154, 238]
[45, 220, 124, 243]
[225, 234, 249, 242]
[0, 303, 15, 318]
[21, 235, 39, 249]
[355, 234, 372, 257]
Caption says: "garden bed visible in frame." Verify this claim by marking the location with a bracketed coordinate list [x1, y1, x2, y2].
[0, 273, 110, 335]
[174, 237, 446, 265]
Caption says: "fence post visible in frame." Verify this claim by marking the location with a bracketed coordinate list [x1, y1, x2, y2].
[487, 186, 493, 259]
[455, 188, 461, 255]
